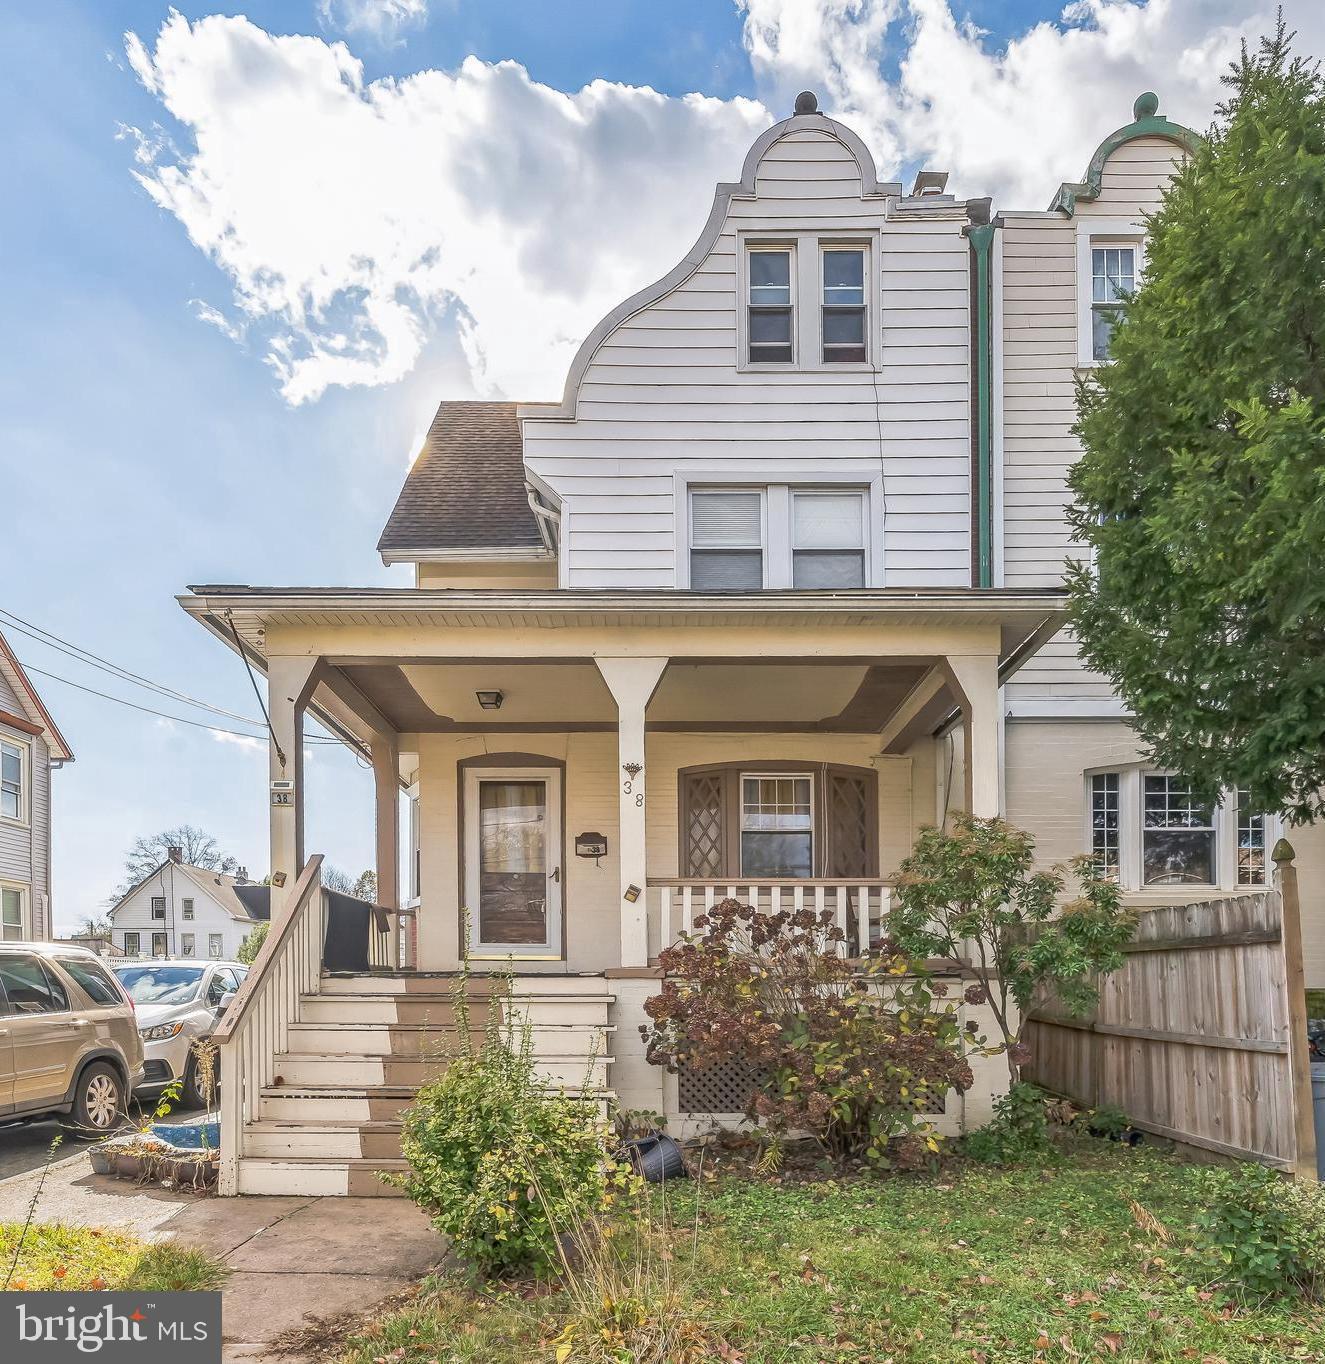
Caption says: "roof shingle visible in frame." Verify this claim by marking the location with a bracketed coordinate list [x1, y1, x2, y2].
[377, 401, 544, 555]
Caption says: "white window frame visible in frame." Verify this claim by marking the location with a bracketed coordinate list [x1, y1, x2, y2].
[739, 771, 815, 878]
[150, 895, 166, 921]
[406, 781, 421, 909]
[181, 898, 194, 920]
[1, 881, 28, 941]
[1076, 220, 1145, 368]
[738, 231, 878, 372]
[1082, 766, 1280, 894]
[1, 735, 28, 826]
[208, 933, 224, 960]
[676, 470, 883, 589]
[180, 932, 195, 957]
[687, 486, 768, 590]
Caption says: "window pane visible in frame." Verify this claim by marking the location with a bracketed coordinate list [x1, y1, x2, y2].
[1237, 789, 1266, 885]
[1, 744, 20, 786]
[0, 955, 64, 1014]
[208, 934, 223, 959]
[793, 492, 864, 548]
[1, 888, 21, 940]
[1090, 773, 1120, 882]
[1092, 246, 1134, 303]
[822, 308, 865, 345]
[823, 250, 864, 304]
[1091, 306, 1117, 361]
[741, 832, 812, 877]
[749, 309, 791, 343]
[792, 551, 866, 588]
[691, 491, 761, 547]
[123, 933, 139, 956]
[690, 550, 763, 590]
[59, 958, 121, 1006]
[749, 250, 790, 305]
[1143, 830, 1214, 885]
[741, 775, 812, 830]
[1143, 775, 1213, 829]
[181, 934, 194, 956]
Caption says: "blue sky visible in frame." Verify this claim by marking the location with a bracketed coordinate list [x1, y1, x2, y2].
[1, 0, 1315, 928]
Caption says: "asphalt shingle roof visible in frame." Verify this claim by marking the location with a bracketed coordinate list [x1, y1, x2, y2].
[377, 401, 544, 554]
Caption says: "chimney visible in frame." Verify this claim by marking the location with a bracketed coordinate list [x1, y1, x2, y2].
[167, 846, 183, 864]
[236, 866, 249, 885]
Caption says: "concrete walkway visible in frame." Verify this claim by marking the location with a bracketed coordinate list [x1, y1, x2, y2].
[0, 1146, 443, 1363]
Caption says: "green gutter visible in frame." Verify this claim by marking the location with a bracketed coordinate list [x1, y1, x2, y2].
[968, 222, 996, 590]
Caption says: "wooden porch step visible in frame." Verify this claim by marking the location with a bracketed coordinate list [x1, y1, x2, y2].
[235, 1156, 409, 1198]
[299, 992, 614, 1025]
[318, 972, 613, 998]
[243, 1118, 404, 1161]
[285, 1021, 613, 1057]
[271, 1051, 611, 1089]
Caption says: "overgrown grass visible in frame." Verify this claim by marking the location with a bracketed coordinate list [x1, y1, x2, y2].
[342, 1139, 1325, 1364]
[1, 1223, 228, 1292]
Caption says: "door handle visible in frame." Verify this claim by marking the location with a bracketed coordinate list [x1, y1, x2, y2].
[550, 866, 561, 883]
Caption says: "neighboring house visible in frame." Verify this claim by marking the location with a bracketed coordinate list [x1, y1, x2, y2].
[0, 628, 74, 941]
[107, 849, 268, 959]
[181, 91, 1274, 1196]
[54, 933, 125, 958]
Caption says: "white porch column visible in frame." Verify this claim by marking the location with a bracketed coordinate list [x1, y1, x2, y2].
[595, 657, 669, 968]
[267, 656, 321, 917]
[371, 731, 401, 966]
[941, 654, 1001, 817]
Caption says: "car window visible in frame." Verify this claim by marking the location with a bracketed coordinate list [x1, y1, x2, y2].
[0, 954, 69, 1015]
[57, 957, 123, 1007]
[111, 964, 205, 1005]
[205, 971, 230, 1006]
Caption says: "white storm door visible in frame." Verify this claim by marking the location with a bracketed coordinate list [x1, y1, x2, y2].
[463, 768, 562, 957]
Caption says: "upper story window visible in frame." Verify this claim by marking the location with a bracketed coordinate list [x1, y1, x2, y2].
[821, 248, 866, 363]
[1091, 245, 1135, 360]
[791, 491, 866, 588]
[182, 899, 194, 920]
[689, 489, 764, 589]
[151, 896, 166, 920]
[747, 248, 793, 364]
[1, 739, 24, 821]
[688, 485, 871, 590]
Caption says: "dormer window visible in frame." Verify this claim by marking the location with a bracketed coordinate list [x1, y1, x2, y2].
[821, 248, 866, 362]
[747, 248, 793, 363]
[1091, 245, 1135, 360]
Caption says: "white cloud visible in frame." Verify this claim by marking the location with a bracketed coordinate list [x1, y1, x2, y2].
[124, 2, 1323, 404]
[318, 0, 430, 43]
[212, 730, 265, 752]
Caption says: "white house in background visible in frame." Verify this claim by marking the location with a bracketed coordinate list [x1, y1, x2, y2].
[0, 628, 74, 941]
[107, 849, 268, 959]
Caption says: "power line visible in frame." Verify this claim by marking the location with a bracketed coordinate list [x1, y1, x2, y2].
[0, 606, 263, 727]
[20, 662, 343, 744]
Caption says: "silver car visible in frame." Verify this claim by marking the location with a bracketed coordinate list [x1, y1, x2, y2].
[110, 960, 247, 1109]
[0, 943, 145, 1135]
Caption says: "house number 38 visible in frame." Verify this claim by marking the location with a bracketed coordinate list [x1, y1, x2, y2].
[622, 778, 644, 806]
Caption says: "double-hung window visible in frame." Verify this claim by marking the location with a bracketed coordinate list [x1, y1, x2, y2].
[1089, 773, 1121, 882]
[740, 774, 813, 877]
[181, 933, 195, 957]
[123, 931, 140, 956]
[182, 898, 194, 920]
[747, 248, 793, 363]
[1142, 774, 1215, 886]
[208, 934, 224, 960]
[150, 896, 166, 921]
[689, 490, 764, 590]
[821, 248, 866, 362]
[2, 886, 24, 941]
[1236, 790, 1267, 885]
[1091, 245, 1135, 360]
[791, 491, 866, 587]
[1, 740, 23, 821]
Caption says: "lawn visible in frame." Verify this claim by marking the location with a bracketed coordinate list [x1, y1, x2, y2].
[342, 1138, 1325, 1364]
[0, 1222, 227, 1292]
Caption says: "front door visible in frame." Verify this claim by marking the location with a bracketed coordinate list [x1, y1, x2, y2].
[463, 768, 562, 957]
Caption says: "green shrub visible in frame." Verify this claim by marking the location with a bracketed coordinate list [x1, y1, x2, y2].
[1081, 1103, 1130, 1140]
[393, 985, 635, 1279]
[237, 922, 267, 965]
[1195, 1163, 1325, 1302]
[961, 1082, 1050, 1165]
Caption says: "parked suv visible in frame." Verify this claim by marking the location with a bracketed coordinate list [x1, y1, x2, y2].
[110, 960, 246, 1109]
[0, 943, 144, 1135]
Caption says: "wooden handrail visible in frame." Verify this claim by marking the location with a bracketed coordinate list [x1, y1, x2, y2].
[213, 854, 324, 1044]
[646, 877, 896, 888]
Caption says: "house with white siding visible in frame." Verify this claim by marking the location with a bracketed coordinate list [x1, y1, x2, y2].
[0, 628, 73, 941]
[180, 90, 1296, 1197]
[106, 850, 268, 961]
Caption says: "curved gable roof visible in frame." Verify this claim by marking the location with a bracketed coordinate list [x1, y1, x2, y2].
[1050, 91, 1203, 215]
[0, 629, 73, 761]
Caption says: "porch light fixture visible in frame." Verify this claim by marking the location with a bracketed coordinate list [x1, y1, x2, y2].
[475, 690, 504, 710]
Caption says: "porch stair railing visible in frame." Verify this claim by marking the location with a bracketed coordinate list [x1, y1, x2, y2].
[214, 854, 326, 1196]
[647, 878, 895, 961]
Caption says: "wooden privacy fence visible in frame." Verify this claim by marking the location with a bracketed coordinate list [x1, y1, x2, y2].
[1023, 842, 1317, 1177]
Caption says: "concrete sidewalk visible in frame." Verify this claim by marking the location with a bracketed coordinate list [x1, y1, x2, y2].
[0, 1147, 442, 1363]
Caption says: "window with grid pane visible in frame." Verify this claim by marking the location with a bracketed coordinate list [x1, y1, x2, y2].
[748, 248, 792, 363]
[151, 896, 166, 920]
[1090, 773, 1120, 881]
[2, 887, 23, 941]
[792, 491, 865, 588]
[1142, 774, 1215, 885]
[123, 932, 140, 956]
[822, 248, 866, 362]
[740, 774, 813, 877]
[1, 740, 22, 821]
[689, 490, 763, 590]
[1236, 789, 1266, 885]
[1091, 245, 1135, 360]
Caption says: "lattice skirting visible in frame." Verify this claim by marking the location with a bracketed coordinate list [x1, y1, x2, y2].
[675, 1056, 949, 1117]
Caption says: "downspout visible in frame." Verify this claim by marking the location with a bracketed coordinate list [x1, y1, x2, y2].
[966, 202, 997, 590]
[525, 484, 561, 555]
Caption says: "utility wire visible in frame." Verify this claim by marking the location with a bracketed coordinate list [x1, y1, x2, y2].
[20, 662, 342, 744]
[0, 606, 263, 727]
[225, 610, 287, 769]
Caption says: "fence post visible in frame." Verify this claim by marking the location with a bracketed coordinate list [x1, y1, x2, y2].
[1274, 838, 1318, 1182]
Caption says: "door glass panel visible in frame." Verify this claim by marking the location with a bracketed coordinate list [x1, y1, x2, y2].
[0, 955, 66, 1015]
[478, 781, 549, 945]
[740, 775, 813, 877]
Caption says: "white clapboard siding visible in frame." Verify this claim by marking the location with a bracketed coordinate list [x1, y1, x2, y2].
[522, 120, 973, 590]
[1001, 134, 1188, 709]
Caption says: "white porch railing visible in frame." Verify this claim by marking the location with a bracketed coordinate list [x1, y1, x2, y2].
[647, 878, 895, 962]
[214, 855, 326, 1196]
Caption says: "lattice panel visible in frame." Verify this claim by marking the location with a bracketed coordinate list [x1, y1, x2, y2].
[827, 774, 870, 877]
[677, 1058, 764, 1114]
[684, 773, 725, 878]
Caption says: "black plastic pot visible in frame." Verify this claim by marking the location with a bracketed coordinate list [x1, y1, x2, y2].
[622, 1132, 688, 1183]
